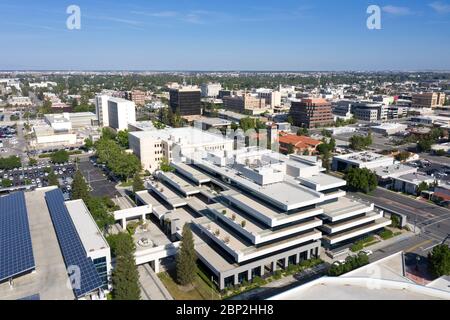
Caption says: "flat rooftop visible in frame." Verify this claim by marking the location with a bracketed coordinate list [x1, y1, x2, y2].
[319, 196, 373, 221]
[171, 161, 211, 184]
[158, 171, 200, 195]
[195, 159, 323, 211]
[268, 252, 450, 300]
[0, 187, 74, 300]
[334, 151, 393, 164]
[65, 200, 110, 254]
[299, 172, 346, 191]
[373, 164, 417, 179]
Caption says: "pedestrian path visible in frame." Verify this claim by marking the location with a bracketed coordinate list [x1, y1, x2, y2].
[138, 264, 173, 300]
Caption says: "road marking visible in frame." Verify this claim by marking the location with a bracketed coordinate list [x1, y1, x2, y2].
[423, 242, 440, 251]
[405, 239, 432, 252]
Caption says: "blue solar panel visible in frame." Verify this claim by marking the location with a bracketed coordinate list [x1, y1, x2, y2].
[45, 189, 103, 298]
[0, 192, 36, 282]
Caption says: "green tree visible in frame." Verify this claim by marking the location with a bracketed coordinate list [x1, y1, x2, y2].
[84, 138, 93, 149]
[51, 150, 69, 163]
[395, 151, 411, 162]
[417, 182, 429, 195]
[0, 156, 22, 170]
[1, 179, 12, 188]
[112, 232, 141, 300]
[160, 158, 175, 172]
[132, 172, 145, 193]
[116, 130, 129, 149]
[47, 170, 58, 186]
[85, 196, 116, 231]
[71, 170, 89, 201]
[176, 224, 197, 286]
[345, 167, 378, 194]
[428, 244, 450, 277]
[297, 127, 309, 136]
[101, 127, 117, 140]
[349, 134, 372, 151]
[417, 138, 433, 152]
[28, 158, 38, 166]
[287, 143, 295, 154]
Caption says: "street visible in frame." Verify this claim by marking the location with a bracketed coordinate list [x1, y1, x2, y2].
[350, 187, 450, 249]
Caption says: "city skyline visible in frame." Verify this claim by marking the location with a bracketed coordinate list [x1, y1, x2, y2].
[1, 0, 450, 71]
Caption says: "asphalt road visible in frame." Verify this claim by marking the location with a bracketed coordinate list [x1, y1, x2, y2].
[350, 188, 450, 246]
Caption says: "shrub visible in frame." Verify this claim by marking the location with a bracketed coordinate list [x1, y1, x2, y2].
[379, 228, 394, 240]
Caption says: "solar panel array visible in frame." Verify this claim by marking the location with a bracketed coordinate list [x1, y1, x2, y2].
[45, 189, 103, 298]
[0, 192, 36, 282]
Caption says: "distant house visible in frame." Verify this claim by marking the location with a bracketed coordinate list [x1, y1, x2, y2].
[278, 134, 322, 155]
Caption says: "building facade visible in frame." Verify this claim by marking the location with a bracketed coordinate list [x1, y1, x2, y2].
[169, 87, 202, 116]
[107, 97, 136, 131]
[289, 98, 333, 128]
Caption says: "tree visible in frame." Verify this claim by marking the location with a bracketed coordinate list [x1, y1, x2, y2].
[287, 115, 294, 125]
[287, 143, 295, 154]
[428, 244, 450, 277]
[71, 170, 89, 201]
[116, 130, 129, 149]
[176, 224, 197, 286]
[395, 151, 411, 162]
[345, 167, 378, 194]
[297, 127, 309, 136]
[1, 179, 12, 188]
[349, 134, 372, 151]
[160, 158, 175, 172]
[28, 158, 38, 166]
[101, 127, 117, 140]
[85, 196, 116, 231]
[47, 170, 58, 186]
[417, 182, 429, 195]
[84, 138, 93, 149]
[132, 172, 145, 193]
[417, 138, 433, 152]
[51, 150, 69, 164]
[112, 232, 141, 300]
[0, 156, 21, 170]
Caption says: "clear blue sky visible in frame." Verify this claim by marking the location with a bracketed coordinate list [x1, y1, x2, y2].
[1, 0, 450, 70]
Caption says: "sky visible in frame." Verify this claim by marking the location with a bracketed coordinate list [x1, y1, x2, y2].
[0, 0, 450, 71]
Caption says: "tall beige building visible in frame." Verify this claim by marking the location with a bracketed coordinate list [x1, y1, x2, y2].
[223, 94, 268, 115]
[412, 92, 446, 108]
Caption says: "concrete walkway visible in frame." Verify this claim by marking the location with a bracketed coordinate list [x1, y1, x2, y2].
[138, 264, 173, 300]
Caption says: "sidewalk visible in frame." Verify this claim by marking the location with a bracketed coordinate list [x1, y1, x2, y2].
[138, 264, 173, 300]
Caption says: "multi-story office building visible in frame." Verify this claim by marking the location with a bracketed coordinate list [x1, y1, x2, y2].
[133, 147, 390, 290]
[95, 94, 110, 127]
[169, 86, 202, 116]
[0, 187, 111, 300]
[218, 89, 232, 99]
[255, 89, 282, 108]
[352, 101, 386, 121]
[124, 90, 146, 106]
[128, 127, 234, 173]
[222, 94, 268, 115]
[107, 97, 136, 131]
[332, 100, 354, 120]
[201, 83, 222, 98]
[412, 92, 446, 109]
[332, 151, 394, 172]
[289, 98, 334, 128]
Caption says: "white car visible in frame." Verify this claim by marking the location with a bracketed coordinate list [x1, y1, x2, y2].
[360, 250, 373, 256]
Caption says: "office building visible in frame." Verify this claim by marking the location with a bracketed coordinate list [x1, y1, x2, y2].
[412, 92, 446, 109]
[107, 97, 136, 131]
[289, 98, 333, 128]
[95, 94, 110, 127]
[0, 188, 110, 300]
[169, 87, 201, 116]
[332, 152, 394, 172]
[132, 144, 389, 290]
[256, 89, 282, 108]
[370, 123, 408, 136]
[352, 101, 386, 121]
[218, 89, 232, 99]
[223, 94, 268, 115]
[128, 127, 234, 173]
[201, 83, 222, 98]
[124, 90, 146, 106]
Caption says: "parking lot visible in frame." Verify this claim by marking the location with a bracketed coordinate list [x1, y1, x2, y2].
[408, 159, 450, 181]
[0, 162, 76, 193]
[77, 157, 120, 198]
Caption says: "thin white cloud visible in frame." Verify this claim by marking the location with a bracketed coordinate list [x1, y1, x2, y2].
[429, 1, 450, 13]
[131, 10, 178, 17]
[382, 5, 413, 15]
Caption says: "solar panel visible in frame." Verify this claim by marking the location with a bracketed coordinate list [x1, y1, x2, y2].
[45, 189, 103, 298]
[0, 192, 36, 282]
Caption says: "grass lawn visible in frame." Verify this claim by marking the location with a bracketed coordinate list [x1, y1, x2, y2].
[119, 180, 133, 187]
[158, 269, 222, 300]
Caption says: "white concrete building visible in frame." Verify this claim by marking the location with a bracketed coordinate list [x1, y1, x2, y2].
[370, 123, 408, 136]
[95, 94, 110, 127]
[128, 127, 234, 173]
[201, 83, 222, 97]
[332, 152, 395, 172]
[107, 97, 136, 131]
